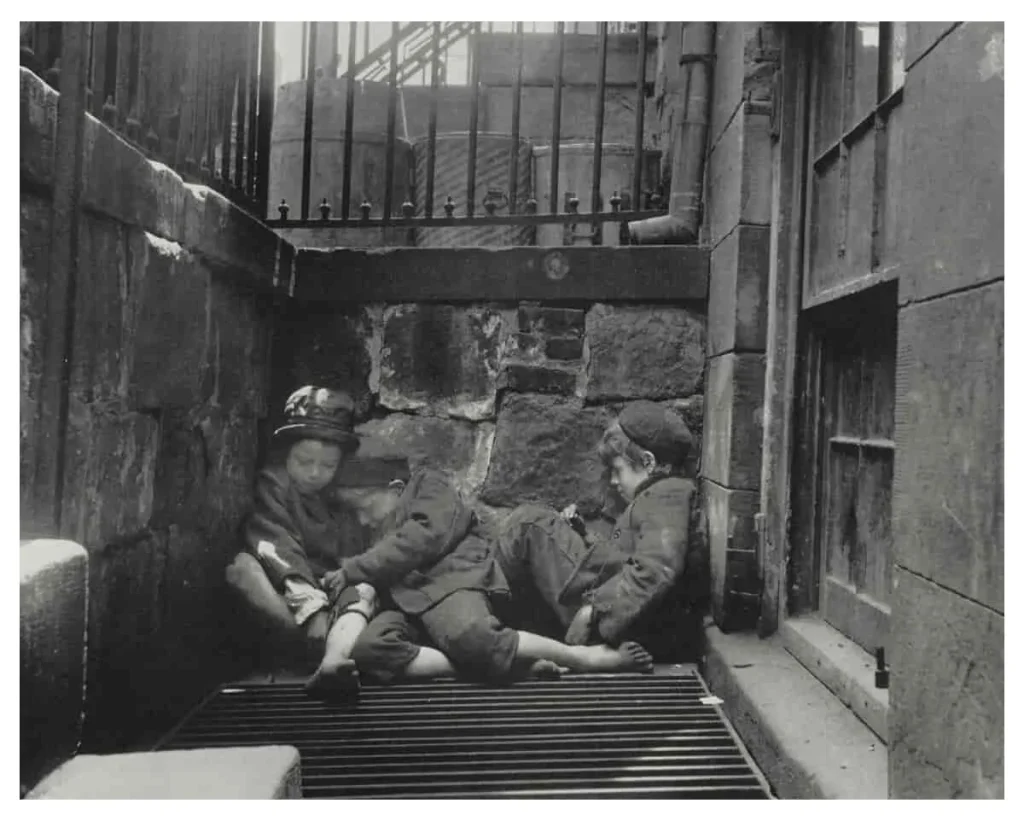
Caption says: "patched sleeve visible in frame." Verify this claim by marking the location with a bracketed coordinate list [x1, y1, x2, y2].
[588, 480, 694, 645]
[244, 469, 318, 589]
[340, 471, 463, 587]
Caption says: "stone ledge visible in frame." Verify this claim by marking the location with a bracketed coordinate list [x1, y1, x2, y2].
[779, 615, 888, 743]
[25, 746, 303, 799]
[703, 625, 888, 799]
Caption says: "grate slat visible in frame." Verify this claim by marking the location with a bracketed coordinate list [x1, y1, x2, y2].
[158, 672, 771, 799]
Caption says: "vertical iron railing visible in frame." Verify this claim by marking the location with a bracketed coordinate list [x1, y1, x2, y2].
[266, 21, 665, 236]
[20, 21, 276, 218]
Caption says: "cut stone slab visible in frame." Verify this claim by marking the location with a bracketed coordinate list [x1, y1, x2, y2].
[26, 746, 302, 799]
[20, 540, 88, 794]
[586, 304, 705, 400]
[702, 352, 765, 491]
[704, 625, 888, 799]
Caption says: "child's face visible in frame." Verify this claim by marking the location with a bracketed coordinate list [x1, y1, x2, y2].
[285, 439, 344, 495]
[338, 483, 405, 529]
[608, 455, 652, 502]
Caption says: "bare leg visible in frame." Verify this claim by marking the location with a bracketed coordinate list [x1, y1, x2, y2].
[515, 631, 652, 673]
[306, 585, 378, 697]
[403, 646, 458, 679]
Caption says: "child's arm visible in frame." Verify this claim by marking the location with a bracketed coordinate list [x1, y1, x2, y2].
[338, 470, 469, 589]
[244, 468, 319, 589]
[585, 479, 695, 646]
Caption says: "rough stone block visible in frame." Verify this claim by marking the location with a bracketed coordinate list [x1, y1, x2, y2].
[518, 305, 586, 337]
[893, 283, 1002, 612]
[707, 107, 773, 247]
[502, 332, 544, 362]
[380, 304, 504, 421]
[585, 304, 705, 400]
[480, 394, 615, 516]
[545, 336, 585, 361]
[26, 746, 303, 799]
[20, 67, 57, 187]
[194, 410, 263, 539]
[354, 415, 495, 498]
[20, 540, 88, 793]
[704, 479, 760, 631]
[906, 22, 958, 67]
[708, 224, 770, 356]
[498, 362, 579, 396]
[889, 567, 1003, 798]
[896, 23, 1003, 303]
[702, 353, 765, 491]
[60, 400, 160, 550]
[207, 276, 272, 416]
[123, 230, 210, 410]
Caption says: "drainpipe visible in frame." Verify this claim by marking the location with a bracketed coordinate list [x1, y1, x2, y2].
[627, 22, 715, 245]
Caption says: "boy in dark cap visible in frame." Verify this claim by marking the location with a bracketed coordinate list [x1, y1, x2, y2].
[334, 456, 654, 684]
[225, 386, 378, 695]
[497, 400, 704, 661]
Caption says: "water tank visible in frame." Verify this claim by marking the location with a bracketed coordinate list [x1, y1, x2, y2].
[532, 143, 661, 246]
[413, 132, 534, 247]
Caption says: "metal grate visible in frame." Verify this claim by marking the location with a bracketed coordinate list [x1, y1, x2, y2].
[158, 672, 772, 799]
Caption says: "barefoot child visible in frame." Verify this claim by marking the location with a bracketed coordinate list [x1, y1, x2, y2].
[497, 400, 703, 661]
[335, 458, 653, 684]
[226, 386, 377, 695]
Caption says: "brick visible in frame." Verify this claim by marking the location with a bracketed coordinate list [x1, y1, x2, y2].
[708, 224, 770, 356]
[889, 567, 1003, 798]
[379, 304, 505, 421]
[702, 353, 765, 491]
[480, 394, 615, 517]
[896, 23, 1003, 303]
[498, 363, 578, 396]
[518, 305, 586, 337]
[20, 540, 88, 792]
[707, 108, 773, 247]
[545, 336, 584, 361]
[893, 283, 1003, 612]
[585, 304, 705, 400]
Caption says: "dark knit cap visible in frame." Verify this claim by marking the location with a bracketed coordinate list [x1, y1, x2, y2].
[618, 401, 694, 466]
[273, 386, 359, 453]
[334, 456, 411, 488]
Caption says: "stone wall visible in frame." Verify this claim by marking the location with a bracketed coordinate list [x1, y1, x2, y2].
[273, 295, 706, 583]
[886, 22, 1003, 799]
[20, 67, 291, 753]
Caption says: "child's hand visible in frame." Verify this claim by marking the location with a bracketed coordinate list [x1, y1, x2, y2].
[565, 604, 595, 645]
[321, 569, 348, 601]
[559, 503, 579, 522]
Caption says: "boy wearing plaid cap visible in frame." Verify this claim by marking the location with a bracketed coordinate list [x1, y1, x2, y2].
[497, 400, 704, 661]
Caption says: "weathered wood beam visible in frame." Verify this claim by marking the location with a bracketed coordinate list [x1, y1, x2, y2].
[295, 245, 709, 303]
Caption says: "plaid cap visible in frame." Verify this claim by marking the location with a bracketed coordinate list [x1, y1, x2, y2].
[618, 400, 694, 466]
[273, 386, 359, 452]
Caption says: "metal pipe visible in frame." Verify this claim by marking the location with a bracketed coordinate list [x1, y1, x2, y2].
[425, 22, 440, 217]
[627, 22, 714, 245]
[382, 21, 399, 224]
[341, 22, 357, 220]
[301, 21, 317, 220]
[549, 22, 565, 215]
[234, 25, 249, 188]
[508, 21, 524, 213]
[245, 22, 258, 197]
[590, 22, 608, 241]
[255, 21, 275, 213]
[632, 21, 648, 210]
[219, 25, 233, 183]
[466, 22, 481, 217]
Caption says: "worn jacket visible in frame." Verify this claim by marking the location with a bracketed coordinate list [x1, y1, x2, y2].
[244, 464, 364, 589]
[564, 475, 698, 648]
[339, 468, 509, 615]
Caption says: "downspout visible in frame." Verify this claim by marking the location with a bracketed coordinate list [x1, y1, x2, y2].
[627, 22, 715, 245]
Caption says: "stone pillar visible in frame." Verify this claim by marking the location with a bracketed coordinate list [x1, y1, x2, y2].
[701, 23, 778, 632]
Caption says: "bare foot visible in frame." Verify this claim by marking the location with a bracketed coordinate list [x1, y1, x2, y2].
[574, 641, 654, 673]
[528, 659, 568, 680]
[305, 658, 360, 700]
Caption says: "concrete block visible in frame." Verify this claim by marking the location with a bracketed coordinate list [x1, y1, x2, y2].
[704, 626, 888, 799]
[379, 304, 504, 421]
[893, 283, 1002, 611]
[896, 23, 1003, 303]
[708, 224, 770, 356]
[906, 22, 958, 67]
[585, 303, 705, 400]
[480, 394, 615, 517]
[26, 746, 302, 799]
[704, 480, 760, 631]
[20, 540, 88, 793]
[60, 400, 159, 550]
[707, 108, 773, 247]
[354, 415, 495, 499]
[889, 567, 1003, 798]
[702, 353, 765, 491]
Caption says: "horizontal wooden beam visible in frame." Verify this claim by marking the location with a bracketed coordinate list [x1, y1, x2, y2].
[294, 245, 709, 304]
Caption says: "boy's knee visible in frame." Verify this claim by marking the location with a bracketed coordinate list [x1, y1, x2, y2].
[225, 552, 263, 590]
[350, 612, 418, 681]
[440, 616, 518, 681]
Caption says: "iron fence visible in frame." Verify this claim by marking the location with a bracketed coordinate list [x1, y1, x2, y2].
[20, 21, 276, 216]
